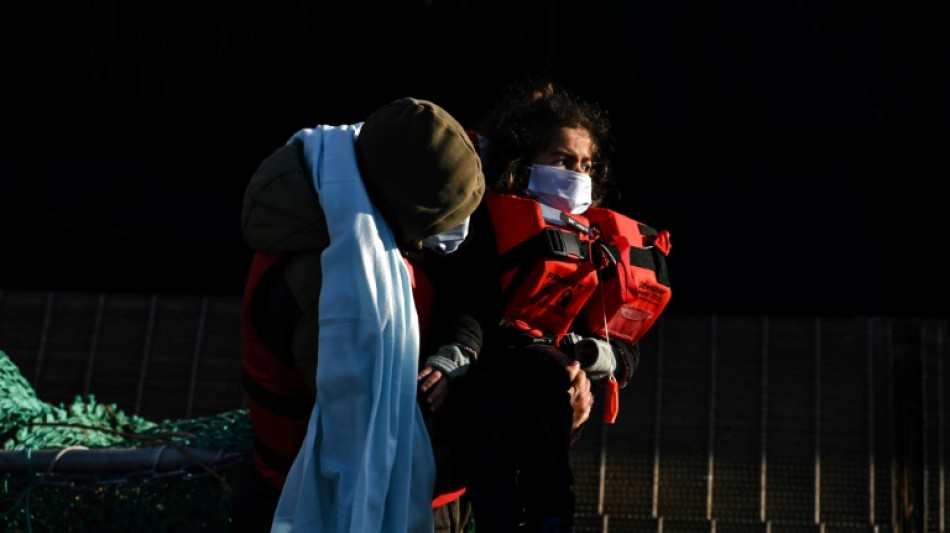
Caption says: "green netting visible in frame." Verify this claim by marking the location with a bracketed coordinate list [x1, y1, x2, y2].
[0, 349, 252, 532]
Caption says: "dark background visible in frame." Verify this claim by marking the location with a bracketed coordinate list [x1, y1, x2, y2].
[2, 1, 946, 318]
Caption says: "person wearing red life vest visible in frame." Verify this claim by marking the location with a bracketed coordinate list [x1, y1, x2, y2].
[438, 77, 672, 533]
[233, 98, 485, 532]
[233, 97, 597, 533]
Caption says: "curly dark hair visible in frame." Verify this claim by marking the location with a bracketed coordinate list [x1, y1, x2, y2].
[478, 76, 615, 206]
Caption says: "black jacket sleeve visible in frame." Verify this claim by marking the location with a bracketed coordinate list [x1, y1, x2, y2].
[428, 202, 500, 358]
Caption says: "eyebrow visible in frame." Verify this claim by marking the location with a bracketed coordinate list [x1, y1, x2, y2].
[548, 148, 592, 161]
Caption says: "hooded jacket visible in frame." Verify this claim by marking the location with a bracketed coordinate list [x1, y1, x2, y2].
[239, 98, 484, 494]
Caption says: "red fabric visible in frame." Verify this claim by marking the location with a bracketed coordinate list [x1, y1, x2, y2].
[241, 252, 313, 490]
[405, 257, 434, 342]
[406, 256, 468, 506]
[241, 253, 311, 397]
[582, 207, 672, 345]
[432, 488, 467, 509]
[243, 253, 464, 500]
[604, 376, 620, 424]
[485, 192, 598, 343]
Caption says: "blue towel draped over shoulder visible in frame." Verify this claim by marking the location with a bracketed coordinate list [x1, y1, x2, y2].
[271, 124, 436, 533]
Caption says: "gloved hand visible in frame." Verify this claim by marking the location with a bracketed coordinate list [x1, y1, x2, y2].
[425, 343, 472, 379]
[419, 344, 473, 411]
[572, 336, 617, 382]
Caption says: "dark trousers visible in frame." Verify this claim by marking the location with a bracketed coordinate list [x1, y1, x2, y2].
[453, 345, 576, 532]
[229, 453, 281, 533]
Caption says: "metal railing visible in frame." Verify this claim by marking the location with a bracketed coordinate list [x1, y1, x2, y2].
[1, 290, 946, 532]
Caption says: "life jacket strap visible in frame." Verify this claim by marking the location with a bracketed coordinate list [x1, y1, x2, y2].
[558, 210, 592, 235]
[498, 227, 589, 275]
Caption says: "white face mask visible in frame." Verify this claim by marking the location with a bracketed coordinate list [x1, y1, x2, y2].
[421, 216, 470, 255]
[526, 164, 593, 214]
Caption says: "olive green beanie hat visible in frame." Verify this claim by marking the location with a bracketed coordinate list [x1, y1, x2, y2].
[356, 97, 485, 249]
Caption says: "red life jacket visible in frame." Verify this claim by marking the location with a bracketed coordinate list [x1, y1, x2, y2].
[485, 192, 599, 343]
[241, 250, 465, 506]
[582, 207, 672, 345]
[485, 192, 672, 346]
[240, 252, 312, 491]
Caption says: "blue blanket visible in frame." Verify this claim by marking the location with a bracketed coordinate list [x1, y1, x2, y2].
[271, 124, 436, 533]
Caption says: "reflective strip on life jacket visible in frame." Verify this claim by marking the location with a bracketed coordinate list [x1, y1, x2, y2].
[485, 192, 599, 342]
[582, 207, 672, 345]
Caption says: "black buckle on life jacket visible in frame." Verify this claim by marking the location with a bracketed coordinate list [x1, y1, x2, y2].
[542, 227, 589, 261]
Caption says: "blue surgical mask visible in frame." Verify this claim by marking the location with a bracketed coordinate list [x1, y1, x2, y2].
[526, 164, 592, 214]
[421, 216, 470, 255]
